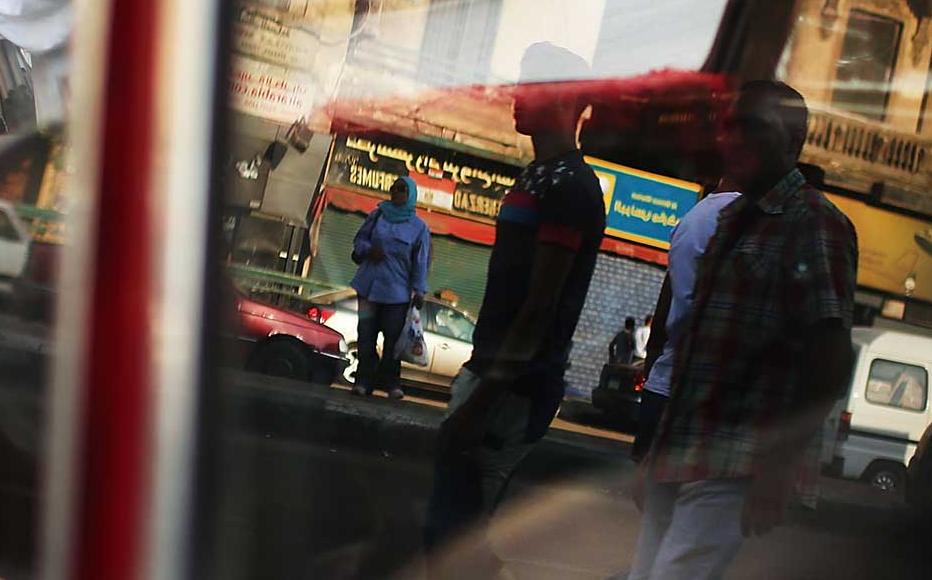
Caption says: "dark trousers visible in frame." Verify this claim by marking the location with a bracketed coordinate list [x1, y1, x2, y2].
[632, 389, 669, 462]
[424, 368, 537, 577]
[356, 299, 408, 393]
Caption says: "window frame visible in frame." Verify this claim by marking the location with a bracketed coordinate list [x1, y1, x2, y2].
[831, 8, 903, 123]
[417, 0, 503, 86]
[864, 357, 929, 413]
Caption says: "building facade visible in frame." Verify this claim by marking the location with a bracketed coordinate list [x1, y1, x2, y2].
[778, 0, 932, 329]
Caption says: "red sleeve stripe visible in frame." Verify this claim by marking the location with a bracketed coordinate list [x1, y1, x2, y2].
[538, 222, 583, 251]
[505, 189, 539, 210]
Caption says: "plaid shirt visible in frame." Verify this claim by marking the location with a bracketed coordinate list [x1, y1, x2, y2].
[650, 169, 858, 483]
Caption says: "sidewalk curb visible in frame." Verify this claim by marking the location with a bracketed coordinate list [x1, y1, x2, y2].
[222, 371, 629, 462]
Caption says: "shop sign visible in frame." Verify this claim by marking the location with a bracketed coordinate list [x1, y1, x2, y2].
[327, 133, 521, 222]
[229, 55, 314, 123]
[586, 156, 700, 250]
[827, 193, 932, 303]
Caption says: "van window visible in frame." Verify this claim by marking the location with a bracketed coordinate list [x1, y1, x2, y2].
[865, 359, 928, 412]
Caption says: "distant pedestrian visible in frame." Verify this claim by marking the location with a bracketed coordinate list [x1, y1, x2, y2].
[424, 43, 605, 579]
[609, 317, 636, 365]
[350, 176, 431, 400]
[631, 191, 740, 463]
[627, 81, 857, 580]
[633, 314, 653, 360]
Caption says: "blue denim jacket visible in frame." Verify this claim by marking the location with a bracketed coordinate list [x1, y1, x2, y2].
[351, 210, 431, 305]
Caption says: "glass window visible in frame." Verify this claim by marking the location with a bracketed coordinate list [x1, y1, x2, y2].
[865, 359, 928, 412]
[432, 304, 475, 342]
[335, 297, 359, 312]
[418, 0, 503, 85]
[33, 0, 932, 577]
[832, 9, 902, 121]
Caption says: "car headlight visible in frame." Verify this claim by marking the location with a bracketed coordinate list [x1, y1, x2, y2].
[339, 339, 349, 354]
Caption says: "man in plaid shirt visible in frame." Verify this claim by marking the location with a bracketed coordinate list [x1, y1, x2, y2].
[628, 81, 858, 580]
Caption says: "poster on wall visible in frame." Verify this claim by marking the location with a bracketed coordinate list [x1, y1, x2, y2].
[229, 56, 315, 124]
[827, 193, 932, 303]
[586, 156, 701, 250]
[232, 5, 318, 71]
[228, 3, 348, 125]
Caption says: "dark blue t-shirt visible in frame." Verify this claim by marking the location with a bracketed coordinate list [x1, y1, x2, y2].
[465, 150, 605, 439]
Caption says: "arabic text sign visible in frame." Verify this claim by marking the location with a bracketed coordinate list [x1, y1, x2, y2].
[585, 157, 700, 250]
[328, 134, 521, 222]
[233, 6, 318, 71]
[229, 56, 314, 123]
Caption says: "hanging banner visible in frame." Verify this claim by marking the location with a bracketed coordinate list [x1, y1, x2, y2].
[586, 156, 701, 250]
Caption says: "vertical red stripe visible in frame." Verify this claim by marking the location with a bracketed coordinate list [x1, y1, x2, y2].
[76, 0, 159, 578]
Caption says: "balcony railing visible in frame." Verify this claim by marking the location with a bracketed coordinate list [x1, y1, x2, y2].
[805, 108, 931, 178]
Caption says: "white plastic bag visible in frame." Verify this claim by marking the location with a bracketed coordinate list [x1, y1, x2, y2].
[394, 305, 429, 366]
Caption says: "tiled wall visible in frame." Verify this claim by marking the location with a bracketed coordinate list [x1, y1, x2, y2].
[566, 253, 664, 399]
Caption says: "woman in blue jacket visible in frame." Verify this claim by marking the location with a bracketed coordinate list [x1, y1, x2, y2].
[350, 176, 431, 399]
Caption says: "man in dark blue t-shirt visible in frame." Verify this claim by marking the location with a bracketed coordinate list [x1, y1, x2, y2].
[425, 43, 606, 577]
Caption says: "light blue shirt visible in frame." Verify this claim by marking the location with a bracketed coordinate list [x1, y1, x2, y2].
[351, 210, 431, 305]
[644, 191, 741, 397]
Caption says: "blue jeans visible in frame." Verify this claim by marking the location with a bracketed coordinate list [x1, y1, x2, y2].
[356, 298, 408, 393]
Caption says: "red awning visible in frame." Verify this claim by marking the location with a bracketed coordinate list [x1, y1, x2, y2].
[324, 186, 668, 266]
[325, 71, 731, 155]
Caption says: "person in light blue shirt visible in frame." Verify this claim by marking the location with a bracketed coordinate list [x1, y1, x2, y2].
[350, 176, 431, 399]
[632, 190, 741, 461]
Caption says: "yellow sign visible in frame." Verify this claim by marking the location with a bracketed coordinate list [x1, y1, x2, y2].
[585, 156, 702, 250]
[826, 193, 932, 303]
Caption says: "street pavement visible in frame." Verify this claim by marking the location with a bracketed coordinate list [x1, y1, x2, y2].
[200, 372, 930, 580]
[0, 313, 930, 579]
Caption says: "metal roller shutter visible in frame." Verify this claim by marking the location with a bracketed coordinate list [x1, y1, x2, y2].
[426, 235, 490, 317]
[311, 207, 363, 289]
[312, 206, 491, 315]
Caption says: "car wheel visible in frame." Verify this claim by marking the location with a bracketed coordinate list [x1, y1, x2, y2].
[249, 340, 310, 381]
[341, 343, 359, 385]
[864, 461, 906, 493]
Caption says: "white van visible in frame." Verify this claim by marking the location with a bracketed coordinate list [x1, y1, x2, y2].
[827, 328, 932, 493]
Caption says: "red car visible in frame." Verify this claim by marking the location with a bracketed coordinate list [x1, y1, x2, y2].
[234, 292, 349, 385]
